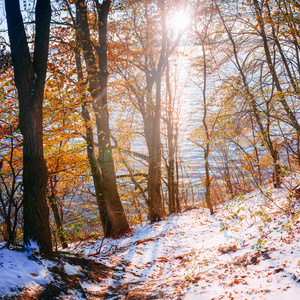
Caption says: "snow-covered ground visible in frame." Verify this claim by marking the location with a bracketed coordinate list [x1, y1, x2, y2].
[1, 180, 300, 299]
[0, 245, 54, 297]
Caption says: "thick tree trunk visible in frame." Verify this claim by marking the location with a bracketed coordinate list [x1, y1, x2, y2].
[144, 114, 164, 222]
[142, 72, 165, 222]
[5, 0, 52, 253]
[148, 150, 163, 222]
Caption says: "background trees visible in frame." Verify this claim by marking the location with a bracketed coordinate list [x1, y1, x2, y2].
[1, 0, 300, 248]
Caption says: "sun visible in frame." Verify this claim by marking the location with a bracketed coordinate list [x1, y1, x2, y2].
[169, 10, 191, 34]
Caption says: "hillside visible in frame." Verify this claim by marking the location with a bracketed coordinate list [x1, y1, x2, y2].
[1, 180, 300, 299]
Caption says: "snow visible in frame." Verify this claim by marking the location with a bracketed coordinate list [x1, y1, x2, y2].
[64, 262, 82, 275]
[0, 247, 53, 296]
[24, 240, 40, 253]
[1, 180, 300, 299]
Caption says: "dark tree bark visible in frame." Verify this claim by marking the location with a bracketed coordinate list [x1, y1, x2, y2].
[75, 0, 129, 236]
[5, 0, 52, 253]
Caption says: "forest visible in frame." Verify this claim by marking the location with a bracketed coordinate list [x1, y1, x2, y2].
[0, 0, 300, 299]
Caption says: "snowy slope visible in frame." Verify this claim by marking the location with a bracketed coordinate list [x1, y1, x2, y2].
[1, 180, 300, 299]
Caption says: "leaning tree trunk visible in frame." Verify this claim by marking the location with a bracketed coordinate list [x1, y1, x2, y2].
[5, 0, 52, 253]
[75, 0, 129, 236]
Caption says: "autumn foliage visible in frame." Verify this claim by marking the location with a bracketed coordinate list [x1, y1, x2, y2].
[1, 0, 300, 250]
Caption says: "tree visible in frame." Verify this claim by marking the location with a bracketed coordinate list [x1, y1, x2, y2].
[5, 0, 52, 252]
[164, 57, 181, 214]
[74, 0, 129, 236]
[111, 0, 181, 222]
[195, 4, 214, 214]
[215, 0, 283, 188]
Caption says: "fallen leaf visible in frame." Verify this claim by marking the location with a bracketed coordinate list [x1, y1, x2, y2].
[218, 242, 238, 254]
[273, 267, 284, 274]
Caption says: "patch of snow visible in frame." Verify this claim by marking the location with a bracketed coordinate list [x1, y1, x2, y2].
[24, 240, 40, 253]
[0, 248, 52, 297]
[64, 262, 82, 275]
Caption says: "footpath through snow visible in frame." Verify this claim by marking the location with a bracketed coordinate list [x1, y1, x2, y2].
[1, 179, 300, 299]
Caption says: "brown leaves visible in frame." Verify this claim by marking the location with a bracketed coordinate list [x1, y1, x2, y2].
[273, 267, 284, 274]
[135, 237, 155, 245]
[218, 242, 238, 254]
[156, 257, 168, 263]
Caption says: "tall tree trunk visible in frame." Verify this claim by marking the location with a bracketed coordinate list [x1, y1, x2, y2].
[166, 60, 176, 214]
[149, 71, 164, 221]
[5, 0, 52, 253]
[146, 0, 167, 222]
[75, 0, 129, 236]
[74, 42, 110, 236]
[202, 33, 214, 215]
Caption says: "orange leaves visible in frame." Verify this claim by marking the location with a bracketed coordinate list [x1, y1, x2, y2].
[185, 275, 199, 283]
[135, 237, 155, 245]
